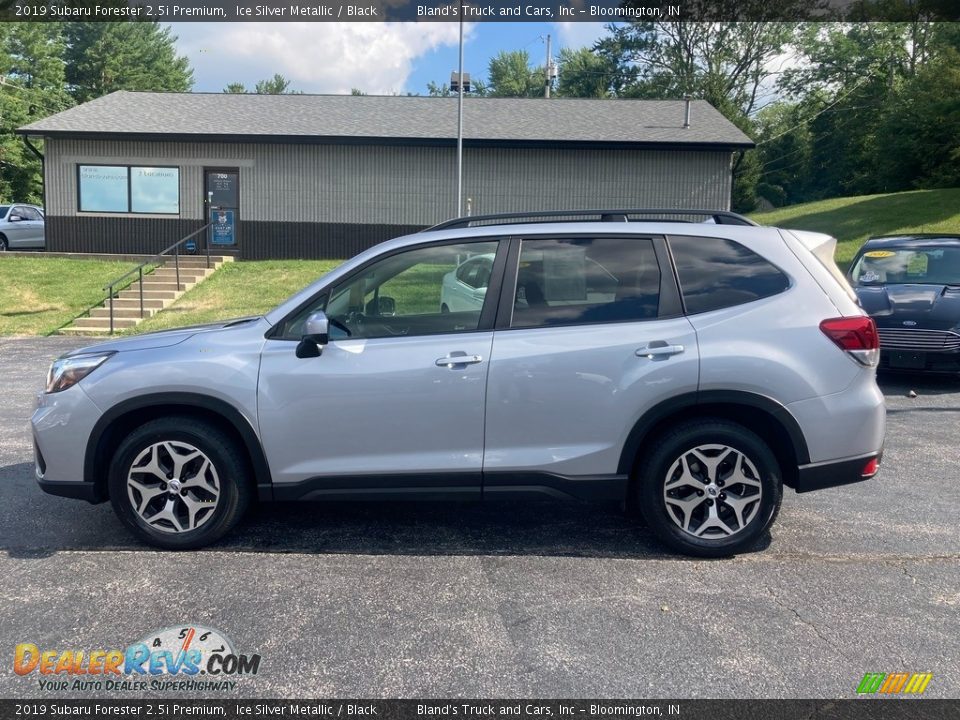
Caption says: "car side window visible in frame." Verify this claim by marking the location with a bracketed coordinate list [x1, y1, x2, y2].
[510, 237, 661, 329]
[19, 207, 40, 221]
[9, 206, 26, 220]
[305, 241, 500, 341]
[669, 235, 790, 315]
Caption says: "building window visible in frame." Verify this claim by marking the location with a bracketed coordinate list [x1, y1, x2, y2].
[78, 165, 179, 214]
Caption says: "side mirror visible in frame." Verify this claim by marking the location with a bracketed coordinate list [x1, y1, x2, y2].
[7, 215, 22, 223]
[295, 311, 330, 359]
[365, 296, 396, 316]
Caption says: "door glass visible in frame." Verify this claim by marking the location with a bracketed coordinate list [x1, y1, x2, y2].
[511, 237, 661, 328]
[320, 241, 499, 340]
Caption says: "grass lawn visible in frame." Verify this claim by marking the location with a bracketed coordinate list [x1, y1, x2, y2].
[749, 187, 960, 267]
[0, 256, 133, 335]
[131, 260, 342, 334]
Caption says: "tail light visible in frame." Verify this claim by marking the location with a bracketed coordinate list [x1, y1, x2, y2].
[861, 457, 880, 478]
[819, 316, 880, 367]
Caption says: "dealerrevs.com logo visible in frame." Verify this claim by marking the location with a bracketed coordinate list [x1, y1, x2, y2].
[14, 625, 261, 693]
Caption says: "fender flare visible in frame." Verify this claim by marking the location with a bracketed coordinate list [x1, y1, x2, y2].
[84, 392, 273, 501]
[617, 390, 811, 475]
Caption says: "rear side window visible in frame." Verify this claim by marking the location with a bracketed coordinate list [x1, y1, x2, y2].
[669, 236, 790, 315]
[511, 237, 660, 328]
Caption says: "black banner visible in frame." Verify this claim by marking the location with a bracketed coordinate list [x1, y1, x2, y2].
[1, 0, 959, 22]
[1, 700, 959, 720]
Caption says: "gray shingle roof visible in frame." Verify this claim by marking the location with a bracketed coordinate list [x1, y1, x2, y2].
[18, 91, 754, 148]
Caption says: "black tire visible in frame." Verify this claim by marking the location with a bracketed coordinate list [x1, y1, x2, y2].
[634, 419, 782, 558]
[440, 303, 450, 313]
[108, 416, 252, 550]
[0, 234, 8, 252]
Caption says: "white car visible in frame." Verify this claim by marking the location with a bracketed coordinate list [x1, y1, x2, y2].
[0, 204, 45, 250]
[440, 253, 495, 312]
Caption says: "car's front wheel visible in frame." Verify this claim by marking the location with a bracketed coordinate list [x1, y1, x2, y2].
[108, 417, 252, 549]
[634, 419, 782, 558]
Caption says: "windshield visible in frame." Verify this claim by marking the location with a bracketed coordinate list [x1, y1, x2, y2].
[851, 247, 960, 286]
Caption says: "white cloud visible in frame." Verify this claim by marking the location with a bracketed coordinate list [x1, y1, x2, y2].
[171, 22, 464, 94]
[552, 22, 608, 51]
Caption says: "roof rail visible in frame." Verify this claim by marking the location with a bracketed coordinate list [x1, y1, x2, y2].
[424, 208, 758, 232]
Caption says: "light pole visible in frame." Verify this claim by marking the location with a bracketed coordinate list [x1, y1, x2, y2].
[456, 3, 464, 217]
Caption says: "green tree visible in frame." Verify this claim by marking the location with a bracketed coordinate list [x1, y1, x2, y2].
[0, 22, 73, 203]
[223, 74, 299, 94]
[64, 22, 192, 103]
[555, 47, 614, 98]
[487, 50, 544, 98]
[254, 73, 292, 94]
[426, 79, 487, 97]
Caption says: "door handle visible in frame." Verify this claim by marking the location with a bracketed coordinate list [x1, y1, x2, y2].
[435, 354, 483, 368]
[636, 343, 685, 359]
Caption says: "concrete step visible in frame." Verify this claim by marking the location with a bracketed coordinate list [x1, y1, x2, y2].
[151, 267, 213, 280]
[124, 281, 191, 291]
[89, 307, 156, 319]
[118, 289, 178, 300]
[106, 298, 168, 309]
[67, 317, 139, 330]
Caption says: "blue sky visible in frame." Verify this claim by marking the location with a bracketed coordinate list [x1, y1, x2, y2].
[170, 22, 610, 96]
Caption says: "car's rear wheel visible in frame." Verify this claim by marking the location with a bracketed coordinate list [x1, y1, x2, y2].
[108, 417, 251, 550]
[634, 419, 782, 558]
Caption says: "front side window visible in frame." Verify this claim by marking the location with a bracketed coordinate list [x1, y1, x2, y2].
[78, 165, 179, 214]
[511, 237, 661, 328]
[670, 235, 790, 315]
[280, 241, 499, 341]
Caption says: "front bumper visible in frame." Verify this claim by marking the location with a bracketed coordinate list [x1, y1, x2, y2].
[879, 349, 960, 373]
[32, 384, 104, 502]
[794, 452, 882, 493]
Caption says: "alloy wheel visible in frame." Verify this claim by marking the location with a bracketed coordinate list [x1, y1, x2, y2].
[662, 443, 763, 539]
[126, 441, 221, 533]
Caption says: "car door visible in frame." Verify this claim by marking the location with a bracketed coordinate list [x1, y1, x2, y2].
[258, 238, 506, 499]
[5, 206, 33, 247]
[18, 206, 45, 247]
[483, 234, 699, 496]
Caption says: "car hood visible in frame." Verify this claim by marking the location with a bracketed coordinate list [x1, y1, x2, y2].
[62, 317, 264, 357]
[855, 284, 960, 330]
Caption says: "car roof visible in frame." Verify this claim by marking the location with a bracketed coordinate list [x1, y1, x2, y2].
[860, 234, 960, 250]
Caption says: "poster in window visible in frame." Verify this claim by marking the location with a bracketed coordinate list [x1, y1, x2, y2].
[131, 167, 179, 214]
[79, 166, 128, 212]
[210, 209, 236, 246]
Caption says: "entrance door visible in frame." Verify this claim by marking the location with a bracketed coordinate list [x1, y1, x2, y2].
[205, 168, 239, 249]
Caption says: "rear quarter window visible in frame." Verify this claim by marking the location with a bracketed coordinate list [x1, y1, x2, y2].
[669, 235, 790, 315]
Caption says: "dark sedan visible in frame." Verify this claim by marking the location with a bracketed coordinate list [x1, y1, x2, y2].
[849, 234, 960, 373]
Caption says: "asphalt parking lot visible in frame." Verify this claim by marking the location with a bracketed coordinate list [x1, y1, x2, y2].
[1, 335, 958, 699]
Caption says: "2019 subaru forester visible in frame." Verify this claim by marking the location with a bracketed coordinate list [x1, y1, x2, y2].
[32, 210, 885, 557]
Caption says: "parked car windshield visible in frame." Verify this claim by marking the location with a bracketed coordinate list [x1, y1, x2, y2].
[851, 246, 960, 286]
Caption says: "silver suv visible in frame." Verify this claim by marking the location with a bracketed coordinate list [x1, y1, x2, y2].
[32, 210, 885, 557]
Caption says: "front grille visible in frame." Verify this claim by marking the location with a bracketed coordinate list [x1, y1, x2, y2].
[877, 327, 960, 352]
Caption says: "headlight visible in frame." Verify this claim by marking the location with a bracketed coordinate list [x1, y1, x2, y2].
[45, 352, 114, 393]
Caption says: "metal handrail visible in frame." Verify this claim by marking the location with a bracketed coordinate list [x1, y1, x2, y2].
[102, 222, 212, 334]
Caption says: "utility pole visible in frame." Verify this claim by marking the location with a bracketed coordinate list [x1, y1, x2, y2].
[544, 34, 552, 98]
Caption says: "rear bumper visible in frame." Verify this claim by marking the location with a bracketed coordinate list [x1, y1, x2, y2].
[794, 452, 882, 493]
